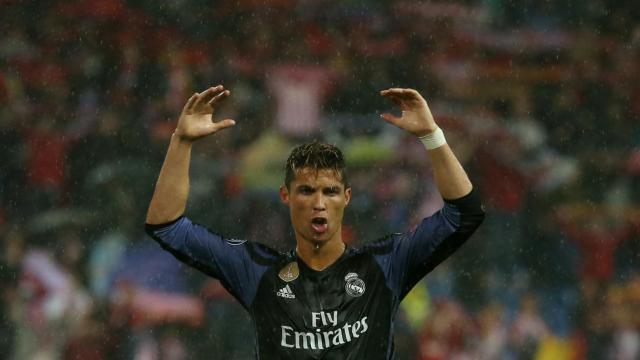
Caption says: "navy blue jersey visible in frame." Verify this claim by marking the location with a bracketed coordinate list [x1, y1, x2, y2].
[145, 190, 484, 359]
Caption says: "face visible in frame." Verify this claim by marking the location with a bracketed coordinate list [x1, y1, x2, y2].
[280, 168, 351, 246]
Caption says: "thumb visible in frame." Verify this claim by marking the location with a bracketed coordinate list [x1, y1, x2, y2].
[211, 119, 236, 132]
[380, 113, 402, 127]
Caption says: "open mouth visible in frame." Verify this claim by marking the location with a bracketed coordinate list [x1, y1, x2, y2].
[311, 217, 328, 234]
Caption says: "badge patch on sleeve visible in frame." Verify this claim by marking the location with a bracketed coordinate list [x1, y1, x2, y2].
[226, 238, 247, 246]
[278, 262, 299, 282]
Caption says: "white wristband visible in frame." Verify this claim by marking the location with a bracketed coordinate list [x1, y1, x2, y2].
[419, 127, 447, 150]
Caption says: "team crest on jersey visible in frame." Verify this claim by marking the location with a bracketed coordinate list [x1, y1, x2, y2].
[278, 262, 299, 282]
[344, 272, 365, 297]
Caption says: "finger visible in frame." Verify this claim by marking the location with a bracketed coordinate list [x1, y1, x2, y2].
[380, 88, 405, 96]
[381, 90, 410, 107]
[195, 85, 224, 107]
[379, 113, 402, 127]
[380, 92, 402, 106]
[207, 90, 231, 107]
[401, 88, 422, 99]
[183, 93, 199, 111]
[199, 85, 225, 104]
[390, 89, 428, 110]
[404, 89, 428, 106]
[382, 88, 422, 101]
[210, 119, 236, 132]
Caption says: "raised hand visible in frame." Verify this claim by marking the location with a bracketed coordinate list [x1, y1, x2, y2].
[379, 88, 438, 137]
[174, 85, 236, 142]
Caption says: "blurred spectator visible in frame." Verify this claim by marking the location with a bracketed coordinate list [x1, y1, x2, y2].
[267, 64, 335, 137]
[417, 299, 475, 360]
[509, 293, 549, 359]
[109, 235, 204, 358]
[475, 302, 507, 359]
[607, 285, 640, 360]
[556, 204, 633, 285]
[12, 242, 91, 359]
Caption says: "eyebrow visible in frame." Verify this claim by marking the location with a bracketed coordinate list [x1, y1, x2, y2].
[324, 186, 342, 192]
[295, 185, 343, 192]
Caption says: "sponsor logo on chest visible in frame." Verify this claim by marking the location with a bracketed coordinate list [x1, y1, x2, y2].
[281, 311, 369, 350]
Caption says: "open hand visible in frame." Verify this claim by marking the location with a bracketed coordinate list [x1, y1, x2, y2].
[380, 88, 438, 137]
[174, 85, 236, 142]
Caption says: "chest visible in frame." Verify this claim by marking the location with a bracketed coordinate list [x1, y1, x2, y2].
[252, 255, 390, 330]
[250, 254, 394, 355]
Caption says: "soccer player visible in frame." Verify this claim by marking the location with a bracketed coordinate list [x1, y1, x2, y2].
[145, 85, 485, 359]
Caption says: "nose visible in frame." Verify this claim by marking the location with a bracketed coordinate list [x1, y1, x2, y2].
[312, 193, 326, 211]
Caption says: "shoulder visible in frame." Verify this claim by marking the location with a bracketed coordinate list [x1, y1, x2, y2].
[351, 233, 404, 256]
[190, 219, 288, 267]
[243, 240, 289, 266]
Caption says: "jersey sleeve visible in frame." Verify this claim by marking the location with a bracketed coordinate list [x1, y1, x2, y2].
[145, 216, 275, 309]
[372, 189, 485, 300]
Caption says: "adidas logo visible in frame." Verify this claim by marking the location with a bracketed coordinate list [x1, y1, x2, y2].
[276, 284, 295, 299]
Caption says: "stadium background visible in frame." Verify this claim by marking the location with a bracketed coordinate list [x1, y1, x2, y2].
[1, 0, 639, 358]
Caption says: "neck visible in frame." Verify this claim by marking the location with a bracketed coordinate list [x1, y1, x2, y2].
[296, 238, 345, 271]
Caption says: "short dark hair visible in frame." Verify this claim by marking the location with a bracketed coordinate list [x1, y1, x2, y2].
[284, 141, 348, 189]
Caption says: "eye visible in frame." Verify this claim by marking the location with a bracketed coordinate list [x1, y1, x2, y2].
[324, 187, 341, 196]
[299, 187, 314, 195]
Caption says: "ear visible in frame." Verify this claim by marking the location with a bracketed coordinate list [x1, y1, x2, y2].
[344, 187, 352, 207]
[279, 185, 290, 204]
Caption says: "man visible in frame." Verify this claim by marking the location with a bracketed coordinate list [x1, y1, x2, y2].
[145, 85, 484, 359]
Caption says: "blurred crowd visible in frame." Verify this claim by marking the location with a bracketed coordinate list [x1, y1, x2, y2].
[1, 0, 640, 359]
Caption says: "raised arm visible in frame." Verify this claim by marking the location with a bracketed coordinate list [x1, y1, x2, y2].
[380, 88, 472, 200]
[146, 85, 235, 225]
[376, 88, 482, 298]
